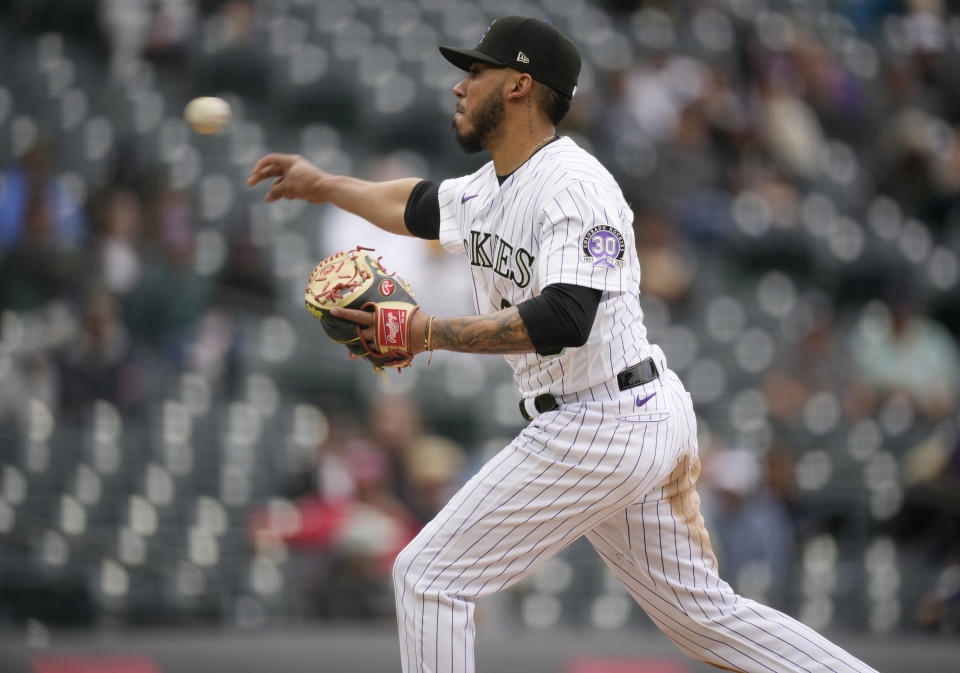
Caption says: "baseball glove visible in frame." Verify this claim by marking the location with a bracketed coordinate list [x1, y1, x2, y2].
[304, 247, 419, 372]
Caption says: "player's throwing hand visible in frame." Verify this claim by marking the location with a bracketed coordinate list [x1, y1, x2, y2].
[247, 153, 329, 204]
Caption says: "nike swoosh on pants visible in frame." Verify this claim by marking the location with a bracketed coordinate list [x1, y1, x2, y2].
[635, 392, 656, 408]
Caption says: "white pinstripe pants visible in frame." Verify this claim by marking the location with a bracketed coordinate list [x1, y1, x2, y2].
[393, 369, 878, 673]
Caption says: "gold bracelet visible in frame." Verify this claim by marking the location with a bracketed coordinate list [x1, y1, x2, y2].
[425, 316, 435, 352]
[424, 316, 435, 366]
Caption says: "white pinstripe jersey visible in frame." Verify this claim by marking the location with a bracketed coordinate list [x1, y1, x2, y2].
[437, 136, 655, 398]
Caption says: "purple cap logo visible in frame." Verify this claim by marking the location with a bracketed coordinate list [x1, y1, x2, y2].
[581, 225, 625, 269]
[479, 20, 495, 43]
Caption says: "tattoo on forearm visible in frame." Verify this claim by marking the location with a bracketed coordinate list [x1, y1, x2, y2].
[432, 308, 534, 355]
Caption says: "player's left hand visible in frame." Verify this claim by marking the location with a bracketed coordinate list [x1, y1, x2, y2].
[329, 306, 375, 343]
[331, 306, 431, 356]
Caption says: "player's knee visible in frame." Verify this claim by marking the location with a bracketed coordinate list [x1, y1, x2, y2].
[392, 540, 423, 592]
[393, 542, 446, 606]
[392, 547, 411, 590]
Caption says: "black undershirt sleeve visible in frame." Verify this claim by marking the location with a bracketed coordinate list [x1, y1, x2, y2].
[403, 180, 441, 240]
[516, 284, 603, 356]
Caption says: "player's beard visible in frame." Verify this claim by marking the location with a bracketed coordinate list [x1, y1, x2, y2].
[452, 86, 506, 154]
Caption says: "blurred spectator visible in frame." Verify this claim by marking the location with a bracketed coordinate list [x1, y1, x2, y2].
[366, 393, 434, 526]
[311, 408, 364, 502]
[842, 0, 903, 32]
[403, 434, 467, 527]
[214, 216, 274, 306]
[633, 209, 694, 306]
[185, 216, 273, 389]
[98, 0, 153, 81]
[196, 0, 267, 98]
[659, 70, 751, 246]
[655, 101, 726, 223]
[700, 445, 796, 608]
[0, 142, 87, 254]
[306, 393, 467, 527]
[589, 68, 646, 158]
[700, 66, 751, 165]
[0, 191, 81, 312]
[93, 188, 144, 297]
[0, 350, 60, 431]
[624, 53, 703, 143]
[916, 558, 960, 632]
[877, 107, 947, 221]
[790, 30, 869, 147]
[280, 404, 363, 503]
[252, 440, 419, 620]
[125, 189, 213, 365]
[281, 425, 466, 618]
[850, 284, 960, 419]
[933, 123, 960, 212]
[763, 443, 802, 527]
[764, 296, 874, 425]
[56, 288, 144, 419]
[98, 0, 197, 82]
[758, 60, 827, 181]
[333, 443, 420, 562]
[898, 425, 960, 631]
[200, 0, 257, 53]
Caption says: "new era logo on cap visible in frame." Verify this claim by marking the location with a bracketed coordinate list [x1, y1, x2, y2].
[516, 51, 530, 64]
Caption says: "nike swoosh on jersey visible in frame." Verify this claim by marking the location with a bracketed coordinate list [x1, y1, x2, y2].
[635, 392, 656, 408]
[461, 194, 478, 203]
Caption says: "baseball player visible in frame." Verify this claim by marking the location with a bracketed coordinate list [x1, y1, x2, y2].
[249, 15, 879, 673]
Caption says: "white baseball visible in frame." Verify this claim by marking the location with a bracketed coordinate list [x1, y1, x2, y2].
[184, 96, 231, 134]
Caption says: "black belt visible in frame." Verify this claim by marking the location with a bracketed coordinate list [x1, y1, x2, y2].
[519, 358, 659, 421]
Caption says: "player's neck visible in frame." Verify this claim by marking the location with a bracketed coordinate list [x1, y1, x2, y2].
[489, 122, 558, 177]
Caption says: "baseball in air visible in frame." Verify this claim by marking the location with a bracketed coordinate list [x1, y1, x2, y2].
[183, 96, 231, 134]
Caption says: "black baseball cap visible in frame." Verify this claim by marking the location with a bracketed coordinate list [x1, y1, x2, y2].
[439, 16, 581, 99]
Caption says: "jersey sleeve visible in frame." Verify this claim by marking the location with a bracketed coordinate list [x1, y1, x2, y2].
[435, 175, 473, 254]
[537, 181, 637, 293]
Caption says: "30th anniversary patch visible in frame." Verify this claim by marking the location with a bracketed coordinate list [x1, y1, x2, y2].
[581, 225, 625, 269]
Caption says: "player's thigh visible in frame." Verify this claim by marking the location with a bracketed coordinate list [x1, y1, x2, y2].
[585, 457, 745, 640]
[586, 456, 727, 600]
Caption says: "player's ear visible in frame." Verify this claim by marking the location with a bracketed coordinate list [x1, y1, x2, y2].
[505, 72, 534, 100]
